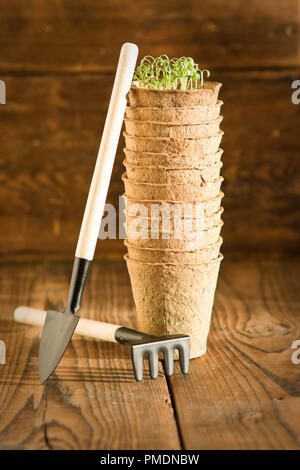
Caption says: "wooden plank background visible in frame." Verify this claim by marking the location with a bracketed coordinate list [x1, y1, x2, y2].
[0, 0, 299, 260]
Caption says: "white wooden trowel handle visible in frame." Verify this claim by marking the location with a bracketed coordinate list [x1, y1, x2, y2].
[75, 43, 138, 260]
[14, 306, 121, 343]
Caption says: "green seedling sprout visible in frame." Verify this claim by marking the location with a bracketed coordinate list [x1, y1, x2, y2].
[133, 56, 210, 90]
[199, 69, 210, 88]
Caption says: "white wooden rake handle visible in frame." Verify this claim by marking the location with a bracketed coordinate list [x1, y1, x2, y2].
[14, 306, 121, 343]
[76, 42, 138, 261]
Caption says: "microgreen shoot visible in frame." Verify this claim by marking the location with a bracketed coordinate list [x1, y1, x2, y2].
[200, 69, 210, 88]
[133, 55, 211, 90]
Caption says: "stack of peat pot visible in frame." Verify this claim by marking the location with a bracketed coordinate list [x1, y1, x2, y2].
[123, 81, 224, 358]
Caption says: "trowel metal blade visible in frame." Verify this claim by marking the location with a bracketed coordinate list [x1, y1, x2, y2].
[38, 309, 79, 384]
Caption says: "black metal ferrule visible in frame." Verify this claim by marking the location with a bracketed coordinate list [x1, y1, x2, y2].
[115, 326, 154, 345]
[66, 257, 90, 314]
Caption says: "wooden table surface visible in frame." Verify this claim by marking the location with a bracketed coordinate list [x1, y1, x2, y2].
[0, 259, 299, 450]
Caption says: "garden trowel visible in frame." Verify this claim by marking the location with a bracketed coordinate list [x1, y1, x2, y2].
[38, 42, 139, 384]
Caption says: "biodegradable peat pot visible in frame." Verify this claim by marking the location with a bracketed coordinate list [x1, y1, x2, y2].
[128, 82, 222, 107]
[125, 237, 222, 264]
[125, 207, 224, 232]
[126, 220, 223, 250]
[124, 191, 224, 217]
[124, 115, 223, 139]
[123, 173, 223, 201]
[125, 253, 223, 358]
[125, 100, 223, 123]
[124, 160, 223, 184]
[124, 148, 223, 169]
[123, 131, 223, 155]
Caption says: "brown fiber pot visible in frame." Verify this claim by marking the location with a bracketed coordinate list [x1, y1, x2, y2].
[128, 82, 222, 107]
[125, 101, 223, 123]
[124, 115, 223, 139]
[124, 148, 223, 169]
[125, 207, 224, 232]
[123, 131, 223, 155]
[125, 253, 223, 358]
[125, 237, 222, 264]
[126, 220, 223, 250]
[123, 173, 223, 201]
[124, 160, 223, 184]
[124, 191, 224, 218]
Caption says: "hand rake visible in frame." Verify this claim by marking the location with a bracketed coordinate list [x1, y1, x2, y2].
[14, 307, 190, 381]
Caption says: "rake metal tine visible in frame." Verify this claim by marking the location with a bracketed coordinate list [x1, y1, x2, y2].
[147, 350, 159, 379]
[131, 348, 144, 382]
[178, 343, 190, 375]
[117, 328, 190, 381]
[162, 348, 174, 376]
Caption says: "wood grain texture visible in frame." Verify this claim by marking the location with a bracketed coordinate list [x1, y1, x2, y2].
[219, 69, 300, 257]
[0, 261, 180, 450]
[0, 260, 299, 449]
[169, 259, 300, 450]
[0, 262, 46, 449]
[0, 70, 299, 259]
[0, 0, 299, 72]
[0, 74, 124, 260]
[0, 0, 299, 260]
